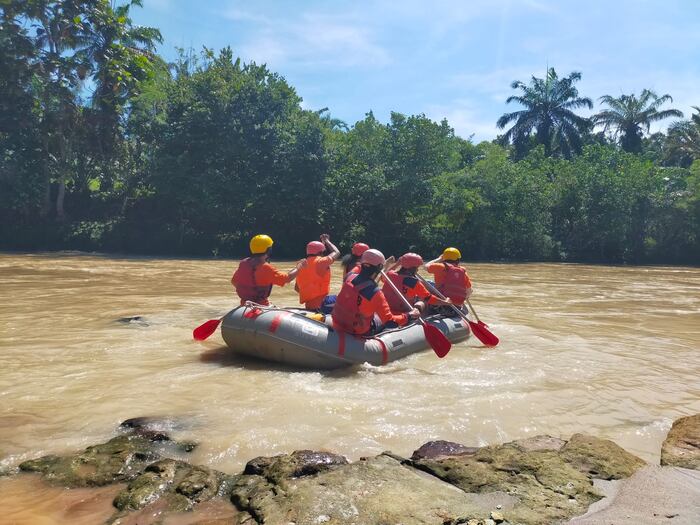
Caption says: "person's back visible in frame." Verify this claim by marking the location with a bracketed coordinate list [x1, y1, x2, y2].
[382, 253, 446, 314]
[232, 255, 273, 305]
[231, 234, 302, 306]
[296, 235, 340, 310]
[332, 249, 418, 335]
[424, 247, 472, 306]
[341, 242, 369, 277]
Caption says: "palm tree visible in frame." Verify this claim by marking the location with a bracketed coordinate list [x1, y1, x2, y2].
[316, 107, 349, 131]
[79, 0, 162, 153]
[497, 68, 592, 158]
[666, 106, 700, 165]
[593, 90, 683, 153]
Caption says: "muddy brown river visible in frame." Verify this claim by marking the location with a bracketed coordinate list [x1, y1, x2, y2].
[1, 253, 699, 521]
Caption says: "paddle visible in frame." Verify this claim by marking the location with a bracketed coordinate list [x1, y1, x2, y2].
[380, 270, 451, 358]
[465, 298, 499, 347]
[415, 273, 499, 347]
[193, 317, 224, 341]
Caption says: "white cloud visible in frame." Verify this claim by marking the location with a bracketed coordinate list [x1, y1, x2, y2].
[222, 7, 390, 69]
[425, 100, 500, 142]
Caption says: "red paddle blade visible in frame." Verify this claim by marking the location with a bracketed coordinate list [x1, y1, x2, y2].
[423, 324, 452, 358]
[468, 320, 499, 347]
[193, 319, 222, 341]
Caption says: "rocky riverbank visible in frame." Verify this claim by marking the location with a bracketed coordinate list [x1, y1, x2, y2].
[2, 414, 699, 525]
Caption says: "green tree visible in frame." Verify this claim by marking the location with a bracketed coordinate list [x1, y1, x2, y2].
[79, 0, 162, 154]
[665, 106, 700, 167]
[138, 48, 326, 255]
[497, 68, 592, 158]
[594, 90, 683, 153]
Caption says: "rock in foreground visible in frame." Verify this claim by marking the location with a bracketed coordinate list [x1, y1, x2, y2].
[661, 413, 700, 470]
[12, 414, 700, 525]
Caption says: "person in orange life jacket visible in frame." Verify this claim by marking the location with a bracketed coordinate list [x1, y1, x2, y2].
[341, 242, 370, 277]
[423, 247, 472, 306]
[231, 234, 302, 306]
[332, 249, 420, 336]
[381, 252, 452, 315]
[295, 234, 340, 311]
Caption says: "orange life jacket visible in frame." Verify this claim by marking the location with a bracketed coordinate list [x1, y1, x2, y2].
[233, 257, 272, 304]
[381, 270, 411, 313]
[437, 263, 467, 304]
[332, 273, 377, 334]
[296, 256, 331, 304]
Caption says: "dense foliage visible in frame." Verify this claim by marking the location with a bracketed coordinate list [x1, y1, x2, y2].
[1, 2, 699, 264]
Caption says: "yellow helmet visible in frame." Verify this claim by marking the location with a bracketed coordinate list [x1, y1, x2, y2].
[442, 247, 461, 261]
[249, 234, 274, 254]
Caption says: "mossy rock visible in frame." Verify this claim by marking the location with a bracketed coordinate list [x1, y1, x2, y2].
[232, 453, 489, 525]
[560, 433, 646, 479]
[18, 435, 161, 487]
[661, 414, 700, 470]
[113, 458, 227, 513]
[413, 442, 603, 525]
[243, 449, 348, 485]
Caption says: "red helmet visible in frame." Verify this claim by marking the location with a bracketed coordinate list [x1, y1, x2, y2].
[399, 252, 423, 268]
[360, 248, 385, 267]
[306, 241, 325, 255]
[351, 242, 370, 256]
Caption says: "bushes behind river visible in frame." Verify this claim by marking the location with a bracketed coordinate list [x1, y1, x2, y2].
[2, 44, 699, 264]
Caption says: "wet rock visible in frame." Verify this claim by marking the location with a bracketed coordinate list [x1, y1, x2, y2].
[243, 449, 348, 483]
[511, 435, 566, 453]
[119, 417, 199, 453]
[413, 440, 602, 525]
[109, 459, 234, 524]
[661, 414, 700, 470]
[177, 440, 199, 453]
[113, 459, 223, 511]
[231, 453, 489, 524]
[411, 440, 479, 460]
[560, 433, 646, 479]
[19, 435, 161, 487]
[119, 416, 186, 433]
[115, 316, 149, 326]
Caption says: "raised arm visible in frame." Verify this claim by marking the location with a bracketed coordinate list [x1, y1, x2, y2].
[320, 234, 341, 261]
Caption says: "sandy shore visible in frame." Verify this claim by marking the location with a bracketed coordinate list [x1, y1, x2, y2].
[569, 466, 700, 524]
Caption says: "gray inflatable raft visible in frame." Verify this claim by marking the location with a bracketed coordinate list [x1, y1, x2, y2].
[221, 304, 470, 369]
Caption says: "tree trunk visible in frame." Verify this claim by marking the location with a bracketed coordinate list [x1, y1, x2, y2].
[56, 180, 66, 221]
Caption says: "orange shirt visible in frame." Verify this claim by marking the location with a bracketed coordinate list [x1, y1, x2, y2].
[366, 289, 409, 327]
[255, 262, 290, 286]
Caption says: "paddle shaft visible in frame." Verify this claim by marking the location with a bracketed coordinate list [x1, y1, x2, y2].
[414, 273, 469, 322]
[380, 270, 425, 326]
[465, 298, 481, 324]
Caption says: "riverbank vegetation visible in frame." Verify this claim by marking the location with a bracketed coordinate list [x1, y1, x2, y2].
[2, 1, 699, 263]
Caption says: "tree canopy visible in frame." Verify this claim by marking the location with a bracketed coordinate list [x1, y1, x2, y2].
[1, 2, 698, 265]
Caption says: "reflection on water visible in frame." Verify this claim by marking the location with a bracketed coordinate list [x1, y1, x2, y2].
[1, 254, 699, 510]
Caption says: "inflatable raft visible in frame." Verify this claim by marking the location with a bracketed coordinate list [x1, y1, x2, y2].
[221, 304, 470, 369]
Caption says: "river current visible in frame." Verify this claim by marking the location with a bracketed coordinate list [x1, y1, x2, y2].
[1, 253, 699, 518]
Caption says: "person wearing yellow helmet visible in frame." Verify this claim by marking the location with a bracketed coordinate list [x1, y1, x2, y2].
[424, 247, 472, 306]
[231, 234, 302, 306]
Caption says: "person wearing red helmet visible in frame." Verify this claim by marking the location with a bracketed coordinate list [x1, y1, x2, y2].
[332, 249, 420, 336]
[381, 252, 451, 315]
[341, 242, 370, 277]
[295, 234, 340, 311]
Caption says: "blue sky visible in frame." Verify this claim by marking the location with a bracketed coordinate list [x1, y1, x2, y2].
[132, 0, 700, 142]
